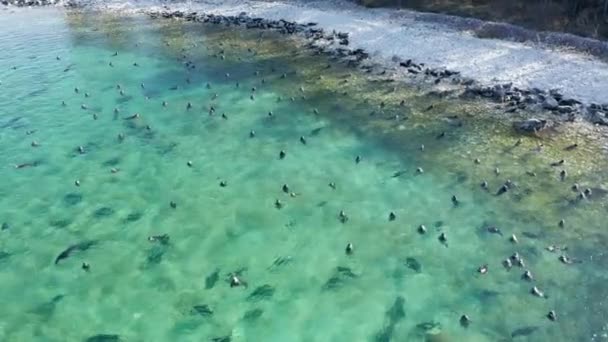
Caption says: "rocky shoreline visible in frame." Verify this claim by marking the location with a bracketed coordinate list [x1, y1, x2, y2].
[5, 0, 608, 132]
[1, 0, 60, 6]
[146, 9, 608, 133]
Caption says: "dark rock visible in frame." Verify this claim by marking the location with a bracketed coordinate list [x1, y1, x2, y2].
[590, 111, 608, 125]
[542, 96, 559, 110]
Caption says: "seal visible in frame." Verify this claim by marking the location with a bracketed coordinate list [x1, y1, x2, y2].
[54, 240, 97, 264]
[418, 224, 427, 234]
[230, 275, 242, 287]
[481, 180, 488, 189]
[345, 243, 354, 255]
[148, 234, 170, 245]
[459, 314, 471, 328]
[531, 286, 545, 298]
[388, 212, 396, 221]
[339, 210, 348, 223]
[438, 232, 448, 247]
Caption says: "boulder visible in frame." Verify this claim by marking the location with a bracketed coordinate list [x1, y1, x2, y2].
[542, 96, 559, 110]
[590, 111, 608, 126]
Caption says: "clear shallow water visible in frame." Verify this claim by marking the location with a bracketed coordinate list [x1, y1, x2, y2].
[1, 7, 608, 342]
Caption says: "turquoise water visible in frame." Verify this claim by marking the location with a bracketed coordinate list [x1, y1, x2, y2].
[1, 7, 608, 342]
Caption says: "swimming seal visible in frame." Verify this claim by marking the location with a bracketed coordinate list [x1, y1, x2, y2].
[339, 210, 348, 223]
[54, 240, 97, 264]
[345, 243, 354, 255]
[438, 233, 448, 247]
[531, 286, 545, 298]
[418, 224, 427, 234]
[459, 314, 471, 328]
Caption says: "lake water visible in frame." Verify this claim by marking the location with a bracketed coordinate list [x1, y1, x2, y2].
[1, 6, 608, 342]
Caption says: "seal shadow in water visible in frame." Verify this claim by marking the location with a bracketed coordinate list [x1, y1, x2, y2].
[123, 212, 143, 223]
[375, 296, 406, 342]
[63, 193, 83, 207]
[50, 218, 73, 229]
[247, 284, 275, 302]
[511, 326, 540, 338]
[93, 207, 115, 219]
[143, 245, 168, 268]
[84, 334, 121, 342]
[243, 308, 263, 321]
[205, 268, 220, 289]
[322, 266, 358, 291]
[30, 294, 64, 321]
[190, 304, 213, 318]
